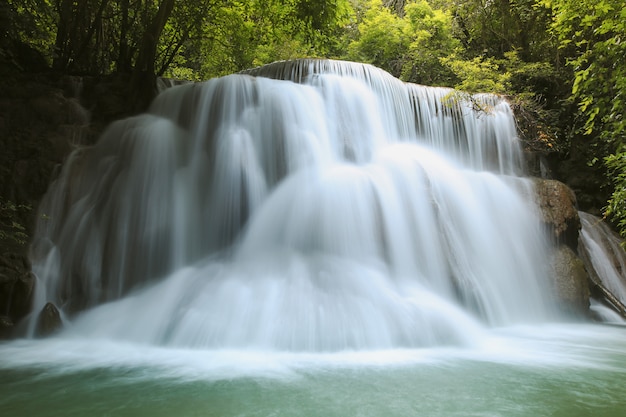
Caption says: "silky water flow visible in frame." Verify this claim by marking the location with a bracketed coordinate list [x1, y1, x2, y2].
[2, 60, 626, 417]
[579, 211, 626, 322]
[28, 59, 553, 348]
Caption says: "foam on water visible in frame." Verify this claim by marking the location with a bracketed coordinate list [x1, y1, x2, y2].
[2, 324, 625, 384]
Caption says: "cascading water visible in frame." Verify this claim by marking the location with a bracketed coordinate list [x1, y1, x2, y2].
[6, 59, 626, 417]
[27, 59, 556, 350]
[579, 211, 626, 322]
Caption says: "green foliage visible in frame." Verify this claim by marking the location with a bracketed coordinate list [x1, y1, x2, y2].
[2, 0, 56, 65]
[346, 0, 408, 75]
[400, 0, 459, 85]
[346, 0, 560, 92]
[178, 0, 353, 78]
[545, 0, 626, 236]
[6, 0, 625, 239]
[292, 0, 353, 33]
[546, 0, 626, 139]
[181, 0, 353, 78]
[441, 54, 509, 93]
[442, 49, 557, 98]
[450, 0, 557, 62]
[0, 198, 31, 246]
[346, 0, 458, 85]
[605, 150, 626, 242]
[2, 0, 353, 78]
[192, 1, 257, 77]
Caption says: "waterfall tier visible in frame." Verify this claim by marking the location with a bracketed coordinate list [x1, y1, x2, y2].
[29, 59, 554, 350]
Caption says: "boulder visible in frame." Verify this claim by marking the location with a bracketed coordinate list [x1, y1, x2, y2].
[35, 302, 62, 337]
[548, 245, 590, 316]
[533, 179, 580, 250]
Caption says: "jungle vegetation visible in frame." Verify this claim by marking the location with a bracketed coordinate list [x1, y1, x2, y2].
[1, 0, 625, 239]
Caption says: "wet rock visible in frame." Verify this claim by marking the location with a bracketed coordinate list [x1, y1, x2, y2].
[549, 245, 590, 316]
[0, 72, 138, 339]
[535, 179, 592, 316]
[0, 251, 30, 271]
[578, 212, 626, 318]
[0, 252, 34, 322]
[534, 179, 580, 250]
[30, 92, 69, 125]
[0, 315, 13, 339]
[544, 139, 610, 216]
[11, 272, 35, 319]
[35, 302, 62, 337]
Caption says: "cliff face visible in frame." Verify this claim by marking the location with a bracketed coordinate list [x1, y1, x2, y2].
[0, 72, 135, 336]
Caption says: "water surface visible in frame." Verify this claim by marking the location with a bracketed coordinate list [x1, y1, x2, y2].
[2, 324, 625, 417]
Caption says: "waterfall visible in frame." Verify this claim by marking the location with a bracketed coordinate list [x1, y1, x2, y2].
[579, 211, 626, 321]
[28, 59, 556, 350]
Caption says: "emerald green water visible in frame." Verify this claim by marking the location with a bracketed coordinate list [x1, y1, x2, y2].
[2, 324, 625, 417]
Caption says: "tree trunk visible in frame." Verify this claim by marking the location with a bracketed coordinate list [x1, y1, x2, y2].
[52, 0, 74, 70]
[73, 0, 111, 71]
[130, 0, 176, 112]
[594, 280, 626, 319]
[117, 0, 132, 72]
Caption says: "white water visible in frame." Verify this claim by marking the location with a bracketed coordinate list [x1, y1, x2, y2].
[2, 324, 624, 378]
[28, 59, 556, 350]
[579, 211, 626, 321]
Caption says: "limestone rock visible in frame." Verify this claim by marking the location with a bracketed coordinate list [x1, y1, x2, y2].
[0, 72, 152, 339]
[35, 302, 63, 337]
[533, 179, 580, 250]
[0, 252, 34, 322]
[549, 245, 590, 316]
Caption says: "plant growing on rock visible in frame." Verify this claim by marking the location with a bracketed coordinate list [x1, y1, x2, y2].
[0, 198, 30, 246]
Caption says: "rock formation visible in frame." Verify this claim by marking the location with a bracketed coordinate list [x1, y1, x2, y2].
[533, 179, 591, 316]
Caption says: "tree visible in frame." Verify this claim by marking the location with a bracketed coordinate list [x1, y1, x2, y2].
[346, 0, 458, 85]
[346, 0, 409, 76]
[400, 0, 459, 85]
[130, 0, 176, 110]
[2, 0, 56, 70]
[52, 0, 112, 72]
[545, 0, 626, 138]
[180, 0, 353, 78]
[5, 0, 354, 81]
[447, 0, 556, 62]
[544, 0, 626, 237]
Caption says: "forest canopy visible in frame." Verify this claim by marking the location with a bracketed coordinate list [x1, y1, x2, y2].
[2, 0, 626, 240]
